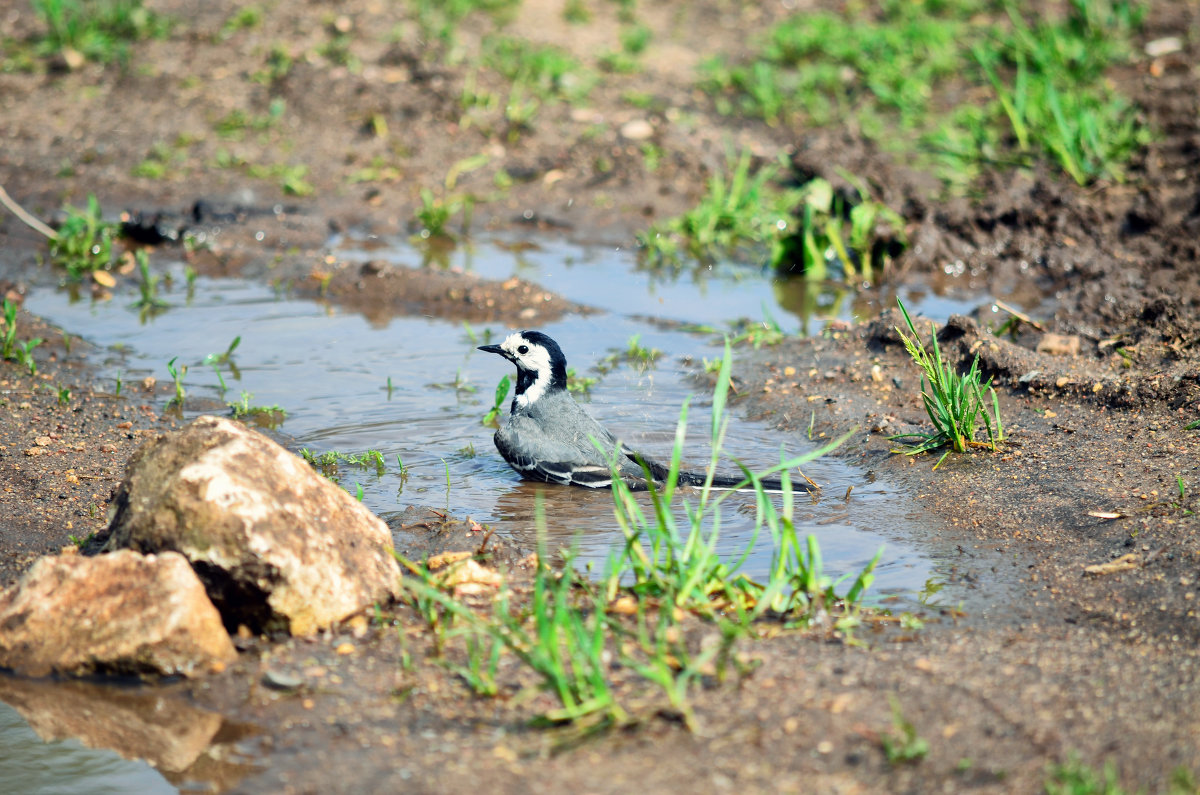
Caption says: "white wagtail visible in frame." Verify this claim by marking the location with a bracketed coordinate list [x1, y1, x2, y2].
[478, 330, 812, 491]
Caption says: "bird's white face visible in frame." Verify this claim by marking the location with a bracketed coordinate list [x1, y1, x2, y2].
[498, 332, 553, 406]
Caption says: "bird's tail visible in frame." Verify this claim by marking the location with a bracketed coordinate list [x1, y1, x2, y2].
[629, 452, 816, 493]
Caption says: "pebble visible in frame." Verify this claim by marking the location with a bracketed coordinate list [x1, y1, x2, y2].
[619, 119, 654, 140]
[263, 669, 304, 690]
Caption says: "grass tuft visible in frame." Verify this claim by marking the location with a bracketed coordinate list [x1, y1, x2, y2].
[638, 150, 906, 283]
[228, 391, 287, 427]
[31, 0, 171, 66]
[1, 299, 42, 376]
[49, 194, 120, 279]
[888, 300, 1004, 469]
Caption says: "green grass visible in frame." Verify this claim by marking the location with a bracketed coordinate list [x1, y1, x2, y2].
[227, 391, 287, 427]
[889, 300, 1004, 469]
[728, 304, 787, 349]
[566, 367, 598, 395]
[593, 334, 668, 375]
[482, 373, 511, 426]
[131, 250, 169, 315]
[132, 139, 189, 180]
[218, 5, 263, 39]
[213, 149, 314, 196]
[482, 36, 592, 103]
[49, 194, 119, 279]
[412, 155, 488, 241]
[213, 100, 285, 141]
[882, 695, 929, 765]
[599, 339, 877, 626]
[414, 187, 473, 241]
[395, 340, 878, 729]
[697, 0, 1148, 187]
[968, 7, 1149, 184]
[623, 334, 662, 369]
[638, 149, 798, 270]
[599, 23, 652, 73]
[1, 299, 42, 376]
[300, 447, 388, 482]
[403, 530, 623, 725]
[165, 356, 186, 409]
[203, 336, 241, 394]
[638, 150, 906, 282]
[31, 0, 170, 66]
[1045, 754, 1129, 795]
[406, 0, 519, 61]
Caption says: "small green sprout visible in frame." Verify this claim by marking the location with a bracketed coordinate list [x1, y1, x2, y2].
[882, 695, 929, 765]
[566, 367, 598, 394]
[165, 356, 186, 409]
[624, 334, 662, 369]
[228, 391, 287, 427]
[483, 373, 511, 425]
[131, 250, 169, 314]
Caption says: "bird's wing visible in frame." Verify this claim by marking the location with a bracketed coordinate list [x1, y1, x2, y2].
[495, 414, 618, 488]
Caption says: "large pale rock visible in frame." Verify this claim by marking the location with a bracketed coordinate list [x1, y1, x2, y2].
[105, 415, 401, 636]
[0, 549, 236, 677]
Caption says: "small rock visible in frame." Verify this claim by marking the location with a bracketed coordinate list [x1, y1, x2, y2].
[569, 107, 602, 124]
[347, 613, 369, 637]
[1036, 333, 1080, 357]
[104, 416, 402, 636]
[619, 119, 654, 140]
[0, 550, 236, 678]
[1144, 37, 1182, 57]
[263, 669, 304, 690]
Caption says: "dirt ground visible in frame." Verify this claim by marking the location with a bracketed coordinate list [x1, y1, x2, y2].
[1, 1, 1198, 792]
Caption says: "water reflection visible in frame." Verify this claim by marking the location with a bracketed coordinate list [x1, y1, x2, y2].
[0, 675, 260, 793]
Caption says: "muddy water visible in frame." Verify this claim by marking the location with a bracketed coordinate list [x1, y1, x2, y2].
[25, 236, 981, 598]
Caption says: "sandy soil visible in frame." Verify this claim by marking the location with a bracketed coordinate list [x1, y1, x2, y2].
[1, 1, 1198, 792]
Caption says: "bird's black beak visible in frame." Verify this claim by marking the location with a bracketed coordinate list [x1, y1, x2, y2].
[478, 344, 507, 357]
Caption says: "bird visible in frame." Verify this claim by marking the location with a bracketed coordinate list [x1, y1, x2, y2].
[477, 330, 813, 492]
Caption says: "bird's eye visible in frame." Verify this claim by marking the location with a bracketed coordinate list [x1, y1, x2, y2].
[517, 345, 529, 354]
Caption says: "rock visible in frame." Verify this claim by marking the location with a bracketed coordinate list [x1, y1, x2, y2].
[105, 415, 401, 636]
[0, 549, 236, 678]
[619, 119, 655, 140]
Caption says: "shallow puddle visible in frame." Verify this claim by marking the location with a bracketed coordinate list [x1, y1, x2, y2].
[25, 235, 982, 600]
